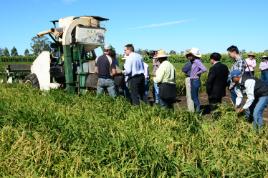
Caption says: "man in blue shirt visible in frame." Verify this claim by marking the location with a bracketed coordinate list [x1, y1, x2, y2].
[123, 44, 146, 105]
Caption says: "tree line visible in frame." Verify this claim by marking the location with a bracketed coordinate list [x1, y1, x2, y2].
[0, 36, 50, 58]
[1, 36, 268, 63]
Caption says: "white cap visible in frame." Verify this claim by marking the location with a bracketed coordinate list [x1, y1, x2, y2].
[186, 48, 202, 58]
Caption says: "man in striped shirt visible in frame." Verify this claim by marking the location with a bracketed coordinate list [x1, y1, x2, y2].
[227, 45, 247, 104]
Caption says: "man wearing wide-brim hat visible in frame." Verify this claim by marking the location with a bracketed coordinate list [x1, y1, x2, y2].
[259, 55, 268, 85]
[153, 50, 176, 108]
[184, 48, 207, 113]
[245, 52, 257, 77]
[185, 48, 202, 58]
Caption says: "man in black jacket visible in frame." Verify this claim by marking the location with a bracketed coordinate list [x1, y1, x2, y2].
[206, 53, 229, 107]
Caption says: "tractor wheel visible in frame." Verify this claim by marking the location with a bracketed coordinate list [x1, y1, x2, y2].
[24, 74, 40, 89]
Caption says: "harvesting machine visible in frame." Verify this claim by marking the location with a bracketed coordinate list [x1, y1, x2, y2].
[4, 16, 109, 93]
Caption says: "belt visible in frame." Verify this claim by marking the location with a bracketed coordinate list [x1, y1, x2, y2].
[190, 78, 200, 80]
[99, 76, 112, 79]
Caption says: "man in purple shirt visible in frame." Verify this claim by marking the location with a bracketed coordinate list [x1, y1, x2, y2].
[186, 48, 207, 113]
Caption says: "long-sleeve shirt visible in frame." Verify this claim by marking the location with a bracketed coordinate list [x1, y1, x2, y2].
[229, 57, 246, 77]
[124, 52, 145, 78]
[154, 61, 176, 84]
[235, 79, 255, 110]
[190, 59, 207, 79]
[259, 61, 268, 71]
[245, 58, 256, 72]
[228, 57, 247, 89]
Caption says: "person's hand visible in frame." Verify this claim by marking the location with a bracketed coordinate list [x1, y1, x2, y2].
[236, 108, 244, 114]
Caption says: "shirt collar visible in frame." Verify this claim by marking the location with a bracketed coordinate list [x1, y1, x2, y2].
[236, 56, 242, 61]
[213, 61, 220, 65]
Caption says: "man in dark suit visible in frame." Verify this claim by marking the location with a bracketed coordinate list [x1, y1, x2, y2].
[206, 53, 229, 108]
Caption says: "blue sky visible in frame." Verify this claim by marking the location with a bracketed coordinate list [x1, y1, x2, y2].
[1, 0, 268, 55]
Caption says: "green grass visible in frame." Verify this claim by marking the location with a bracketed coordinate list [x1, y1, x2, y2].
[0, 84, 267, 177]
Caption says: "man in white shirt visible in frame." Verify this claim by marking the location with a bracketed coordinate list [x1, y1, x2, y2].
[231, 70, 268, 129]
[123, 44, 145, 105]
[245, 52, 256, 77]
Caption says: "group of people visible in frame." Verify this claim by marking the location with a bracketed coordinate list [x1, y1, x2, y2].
[95, 44, 268, 129]
[182, 45, 268, 129]
[95, 44, 177, 108]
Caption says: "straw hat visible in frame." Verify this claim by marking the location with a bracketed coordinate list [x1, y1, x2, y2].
[262, 55, 268, 60]
[185, 48, 202, 58]
[154, 50, 170, 59]
[248, 52, 256, 57]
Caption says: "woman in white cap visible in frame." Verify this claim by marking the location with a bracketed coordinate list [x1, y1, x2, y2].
[186, 48, 207, 113]
[259, 56, 268, 85]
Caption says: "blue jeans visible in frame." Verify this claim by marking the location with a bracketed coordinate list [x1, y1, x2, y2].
[154, 82, 160, 104]
[252, 96, 268, 129]
[191, 79, 201, 112]
[261, 70, 268, 85]
[97, 78, 116, 98]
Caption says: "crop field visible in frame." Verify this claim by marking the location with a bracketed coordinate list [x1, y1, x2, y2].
[0, 60, 267, 177]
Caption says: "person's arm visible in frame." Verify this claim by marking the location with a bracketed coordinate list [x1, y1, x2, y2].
[146, 65, 150, 79]
[124, 58, 132, 76]
[242, 80, 255, 110]
[206, 68, 216, 95]
[111, 61, 117, 76]
[195, 60, 207, 75]
[153, 64, 164, 84]
[235, 87, 243, 108]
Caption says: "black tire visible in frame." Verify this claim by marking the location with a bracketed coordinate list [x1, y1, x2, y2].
[24, 73, 40, 89]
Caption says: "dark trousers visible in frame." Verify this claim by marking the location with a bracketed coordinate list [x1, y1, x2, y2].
[128, 74, 146, 105]
[209, 98, 222, 104]
[209, 98, 222, 111]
